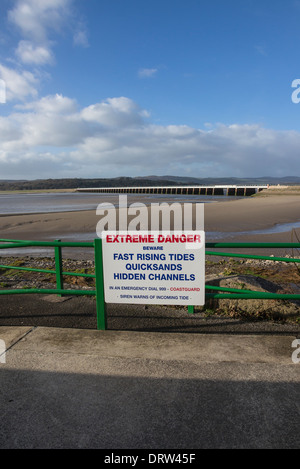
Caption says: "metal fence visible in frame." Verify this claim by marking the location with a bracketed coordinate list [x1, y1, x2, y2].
[0, 238, 299, 330]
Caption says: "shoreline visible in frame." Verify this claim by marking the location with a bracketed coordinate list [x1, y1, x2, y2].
[0, 194, 299, 239]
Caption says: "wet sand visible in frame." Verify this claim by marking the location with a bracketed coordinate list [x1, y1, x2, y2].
[0, 194, 299, 243]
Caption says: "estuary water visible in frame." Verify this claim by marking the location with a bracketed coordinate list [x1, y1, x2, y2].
[0, 192, 104, 215]
[0, 191, 245, 215]
[0, 191, 299, 235]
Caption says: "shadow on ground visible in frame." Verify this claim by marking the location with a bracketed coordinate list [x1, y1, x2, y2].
[1, 366, 299, 449]
[1, 294, 300, 335]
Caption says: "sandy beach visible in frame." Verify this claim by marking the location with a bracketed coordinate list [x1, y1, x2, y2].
[0, 193, 299, 245]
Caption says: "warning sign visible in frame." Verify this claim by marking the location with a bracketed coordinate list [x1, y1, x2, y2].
[102, 231, 205, 305]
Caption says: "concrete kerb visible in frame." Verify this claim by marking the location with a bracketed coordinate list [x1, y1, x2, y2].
[0, 326, 298, 366]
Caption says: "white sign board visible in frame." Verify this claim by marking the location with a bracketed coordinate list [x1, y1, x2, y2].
[102, 231, 205, 305]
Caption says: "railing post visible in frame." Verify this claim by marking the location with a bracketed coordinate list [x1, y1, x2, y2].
[94, 238, 107, 331]
[54, 239, 64, 297]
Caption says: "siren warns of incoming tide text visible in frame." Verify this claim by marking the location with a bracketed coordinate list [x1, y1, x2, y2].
[102, 231, 205, 306]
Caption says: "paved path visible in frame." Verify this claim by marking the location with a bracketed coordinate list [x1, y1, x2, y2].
[0, 326, 299, 449]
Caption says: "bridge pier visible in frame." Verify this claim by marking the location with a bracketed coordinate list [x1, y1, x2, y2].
[76, 185, 269, 196]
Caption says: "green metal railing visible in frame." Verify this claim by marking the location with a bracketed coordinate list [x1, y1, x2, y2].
[186, 242, 300, 315]
[0, 238, 106, 331]
[0, 239, 299, 329]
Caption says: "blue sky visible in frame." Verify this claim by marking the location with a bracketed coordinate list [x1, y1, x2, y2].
[0, 0, 300, 179]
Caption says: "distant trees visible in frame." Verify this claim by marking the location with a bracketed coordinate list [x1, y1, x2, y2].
[0, 177, 180, 191]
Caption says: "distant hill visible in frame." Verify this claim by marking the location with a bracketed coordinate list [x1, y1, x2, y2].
[0, 175, 299, 191]
[0, 177, 178, 191]
[139, 175, 300, 185]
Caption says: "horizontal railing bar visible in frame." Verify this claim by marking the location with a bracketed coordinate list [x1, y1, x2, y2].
[206, 251, 300, 263]
[63, 272, 96, 278]
[0, 264, 54, 274]
[0, 264, 96, 278]
[206, 285, 268, 295]
[0, 288, 96, 296]
[0, 238, 95, 246]
[206, 242, 300, 249]
[205, 284, 300, 298]
[206, 292, 300, 300]
[0, 240, 94, 249]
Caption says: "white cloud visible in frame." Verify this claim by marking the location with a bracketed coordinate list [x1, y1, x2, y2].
[11, 94, 91, 147]
[0, 0, 90, 108]
[8, 0, 85, 67]
[81, 97, 148, 127]
[16, 40, 54, 65]
[0, 94, 300, 179]
[18, 93, 78, 114]
[8, 0, 71, 42]
[0, 64, 38, 101]
[138, 68, 158, 78]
